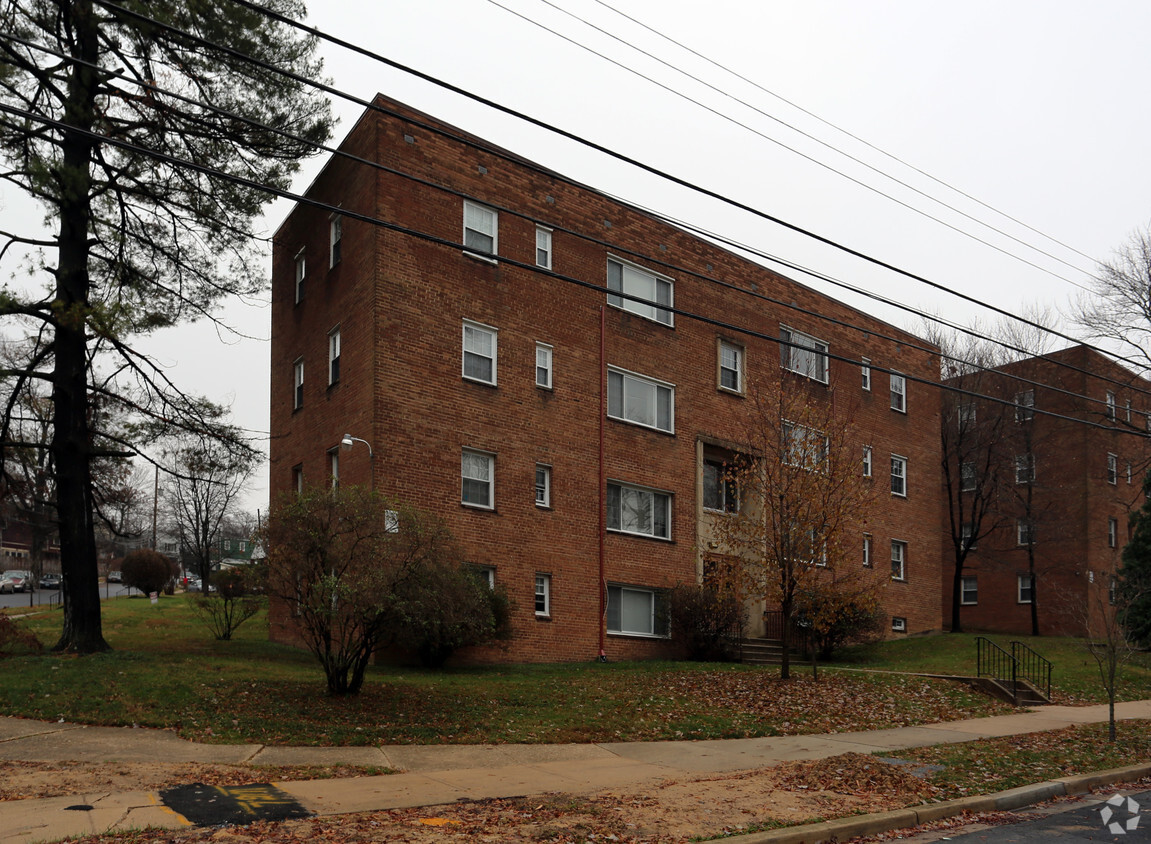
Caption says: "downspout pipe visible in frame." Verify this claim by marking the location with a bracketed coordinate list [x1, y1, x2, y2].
[598, 305, 607, 662]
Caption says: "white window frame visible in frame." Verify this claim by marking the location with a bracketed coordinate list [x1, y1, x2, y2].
[606, 481, 672, 540]
[1014, 390, 1035, 422]
[702, 458, 738, 514]
[1015, 453, 1035, 484]
[1128, 461, 1134, 485]
[328, 448, 339, 489]
[961, 522, 975, 550]
[1107, 452, 1118, 485]
[960, 576, 978, 606]
[960, 461, 977, 492]
[607, 257, 673, 326]
[293, 358, 304, 410]
[891, 455, 908, 497]
[783, 422, 828, 470]
[780, 326, 829, 383]
[892, 616, 907, 632]
[384, 510, 400, 533]
[535, 226, 552, 269]
[535, 464, 551, 508]
[1017, 574, 1034, 604]
[718, 340, 743, 394]
[534, 573, 551, 617]
[606, 584, 668, 637]
[462, 320, 498, 386]
[292, 464, 303, 495]
[861, 358, 871, 391]
[329, 214, 342, 268]
[461, 449, 495, 510]
[891, 539, 907, 581]
[862, 446, 873, 478]
[1106, 391, 1116, 420]
[1017, 519, 1033, 547]
[890, 372, 907, 413]
[1108, 517, 1118, 548]
[863, 533, 872, 567]
[957, 402, 976, 428]
[1126, 399, 1132, 423]
[607, 366, 674, 434]
[328, 326, 341, 386]
[535, 342, 553, 389]
[294, 249, 306, 304]
[463, 200, 498, 258]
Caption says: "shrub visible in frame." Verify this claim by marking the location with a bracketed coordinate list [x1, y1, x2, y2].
[668, 583, 746, 661]
[188, 567, 264, 641]
[121, 549, 178, 595]
[795, 586, 886, 661]
[0, 615, 43, 656]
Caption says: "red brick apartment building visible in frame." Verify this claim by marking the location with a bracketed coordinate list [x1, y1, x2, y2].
[268, 94, 943, 663]
[943, 345, 1150, 637]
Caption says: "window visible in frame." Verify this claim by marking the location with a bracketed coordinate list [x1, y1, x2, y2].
[961, 523, 975, 550]
[534, 573, 551, 616]
[1108, 517, 1118, 548]
[957, 403, 976, 427]
[862, 534, 872, 567]
[606, 584, 668, 637]
[890, 455, 907, 497]
[1106, 391, 1116, 420]
[607, 367, 674, 433]
[718, 340, 743, 393]
[292, 464, 303, 495]
[1126, 400, 1133, 423]
[1128, 462, 1134, 485]
[702, 459, 738, 513]
[463, 201, 497, 256]
[328, 448, 339, 489]
[535, 226, 552, 269]
[1015, 390, 1034, 422]
[890, 372, 906, 412]
[293, 359, 304, 410]
[462, 321, 498, 385]
[1015, 453, 1035, 484]
[607, 482, 671, 539]
[861, 358, 871, 391]
[892, 617, 907, 632]
[960, 576, 978, 606]
[960, 461, 976, 492]
[294, 250, 306, 303]
[328, 327, 341, 386]
[535, 342, 553, 389]
[891, 540, 906, 580]
[329, 214, 342, 267]
[607, 258, 673, 325]
[1107, 453, 1118, 485]
[779, 326, 828, 383]
[783, 422, 828, 470]
[535, 464, 551, 508]
[1018, 574, 1034, 604]
[462, 450, 494, 509]
[384, 510, 400, 533]
[473, 565, 496, 589]
[863, 446, 873, 478]
[1110, 577, 1118, 606]
[1017, 520, 1034, 547]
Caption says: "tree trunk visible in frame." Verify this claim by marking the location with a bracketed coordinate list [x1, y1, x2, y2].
[52, 0, 108, 654]
[1030, 571, 1040, 636]
[950, 561, 964, 633]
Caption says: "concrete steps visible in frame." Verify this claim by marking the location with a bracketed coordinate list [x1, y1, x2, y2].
[739, 637, 802, 666]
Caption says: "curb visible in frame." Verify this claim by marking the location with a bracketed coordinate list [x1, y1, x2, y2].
[732, 762, 1151, 844]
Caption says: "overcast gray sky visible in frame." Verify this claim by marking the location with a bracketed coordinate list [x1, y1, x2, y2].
[5, 0, 1150, 513]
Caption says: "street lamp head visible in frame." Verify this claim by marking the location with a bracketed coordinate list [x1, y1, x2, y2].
[340, 433, 354, 451]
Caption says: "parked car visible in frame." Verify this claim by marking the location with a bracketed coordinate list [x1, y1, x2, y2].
[106, 571, 122, 583]
[0, 570, 30, 593]
[39, 572, 62, 589]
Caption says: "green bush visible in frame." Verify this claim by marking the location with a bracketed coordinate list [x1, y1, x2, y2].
[121, 549, 178, 595]
[668, 583, 745, 661]
[188, 567, 264, 641]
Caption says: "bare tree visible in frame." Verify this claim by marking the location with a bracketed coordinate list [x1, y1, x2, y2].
[1074, 223, 1151, 373]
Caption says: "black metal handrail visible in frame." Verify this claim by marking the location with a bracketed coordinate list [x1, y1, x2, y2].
[975, 636, 1017, 693]
[1010, 640, 1052, 700]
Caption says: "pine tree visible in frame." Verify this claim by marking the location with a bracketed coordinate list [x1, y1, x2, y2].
[1120, 473, 1151, 646]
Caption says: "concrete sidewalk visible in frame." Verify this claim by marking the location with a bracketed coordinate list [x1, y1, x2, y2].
[1, 701, 1149, 844]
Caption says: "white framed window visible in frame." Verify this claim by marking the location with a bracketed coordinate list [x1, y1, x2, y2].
[1126, 399, 1132, 423]
[607, 367, 674, 433]
[783, 422, 828, 470]
[957, 402, 976, 427]
[1015, 453, 1035, 484]
[294, 250, 306, 303]
[702, 459, 738, 513]
[293, 358, 304, 410]
[1128, 462, 1134, 485]
[328, 326, 341, 386]
[1015, 390, 1035, 422]
[863, 533, 872, 567]
[384, 510, 400, 533]
[960, 461, 976, 492]
[892, 616, 907, 632]
[961, 523, 975, 550]
[534, 573, 551, 617]
[891, 455, 908, 497]
[891, 539, 906, 581]
[328, 448, 339, 489]
[1017, 519, 1033, 547]
[606, 584, 668, 637]
[462, 321, 498, 385]
[1107, 453, 1118, 485]
[535, 464, 551, 508]
[607, 481, 671, 540]
[1017, 574, 1034, 604]
[960, 576, 978, 606]
[329, 214, 342, 267]
[462, 449, 495, 509]
[890, 372, 906, 413]
[535, 226, 552, 269]
[463, 201, 498, 257]
[863, 446, 873, 478]
[472, 565, 496, 589]
[780, 326, 828, 383]
[718, 340, 743, 393]
[1108, 517, 1118, 548]
[1106, 391, 1116, 420]
[535, 342, 553, 389]
[607, 257, 673, 326]
[292, 464, 303, 495]
[861, 358, 871, 391]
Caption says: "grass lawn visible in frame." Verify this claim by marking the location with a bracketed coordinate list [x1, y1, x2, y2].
[0, 597, 1147, 747]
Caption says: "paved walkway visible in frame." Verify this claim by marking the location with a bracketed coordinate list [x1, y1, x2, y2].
[1, 701, 1149, 844]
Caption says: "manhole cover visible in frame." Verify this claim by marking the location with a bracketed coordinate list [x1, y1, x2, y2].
[160, 783, 311, 826]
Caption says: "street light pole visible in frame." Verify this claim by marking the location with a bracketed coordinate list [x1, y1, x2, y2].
[340, 433, 374, 491]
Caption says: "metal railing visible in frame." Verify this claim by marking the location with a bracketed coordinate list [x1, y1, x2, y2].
[976, 636, 1051, 703]
[1010, 640, 1052, 701]
[762, 610, 810, 655]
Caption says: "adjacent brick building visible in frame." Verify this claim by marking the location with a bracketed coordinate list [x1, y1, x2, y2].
[268, 94, 944, 662]
[942, 344, 1150, 637]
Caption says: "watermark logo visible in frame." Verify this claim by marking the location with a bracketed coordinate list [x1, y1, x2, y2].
[1101, 794, 1141, 834]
